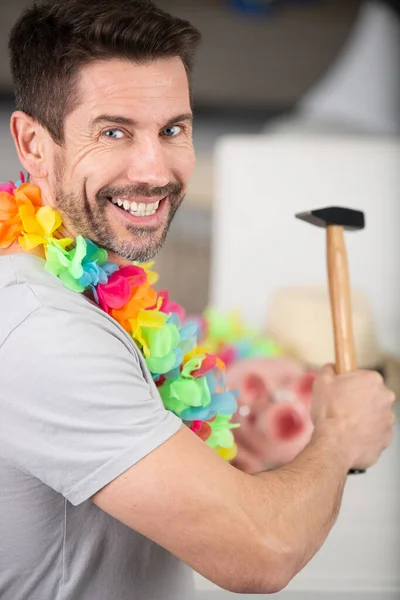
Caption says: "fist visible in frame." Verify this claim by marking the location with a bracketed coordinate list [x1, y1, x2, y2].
[312, 364, 396, 470]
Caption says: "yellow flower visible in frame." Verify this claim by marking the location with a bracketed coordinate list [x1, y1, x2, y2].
[216, 444, 237, 462]
[184, 344, 213, 364]
[138, 260, 159, 285]
[18, 204, 64, 250]
[129, 307, 167, 357]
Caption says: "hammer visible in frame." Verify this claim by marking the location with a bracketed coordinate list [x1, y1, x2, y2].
[295, 206, 366, 475]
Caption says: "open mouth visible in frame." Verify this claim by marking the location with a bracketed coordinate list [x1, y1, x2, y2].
[108, 196, 164, 218]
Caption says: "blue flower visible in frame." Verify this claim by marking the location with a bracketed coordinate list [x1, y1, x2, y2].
[77, 239, 119, 296]
[180, 371, 238, 421]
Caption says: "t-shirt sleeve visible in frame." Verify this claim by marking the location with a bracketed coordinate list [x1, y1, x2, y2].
[0, 304, 182, 506]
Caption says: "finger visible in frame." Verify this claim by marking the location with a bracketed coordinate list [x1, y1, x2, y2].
[387, 389, 396, 406]
[319, 363, 336, 378]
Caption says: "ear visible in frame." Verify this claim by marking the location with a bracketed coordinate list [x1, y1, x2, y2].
[241, 372, 271, 408]
[10, 111, 49, 178]
[294, 371, 316, 409]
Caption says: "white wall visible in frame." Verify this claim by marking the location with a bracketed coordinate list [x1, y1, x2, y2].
[0, 106, 20, 182]
[299, 1, 400, 135]
[211, 134, 400, 358]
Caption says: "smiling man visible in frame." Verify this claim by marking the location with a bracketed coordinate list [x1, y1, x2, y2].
[48, 57, 195, 264]
[11, 10, 197, 265]
[0, 1, 395, 599]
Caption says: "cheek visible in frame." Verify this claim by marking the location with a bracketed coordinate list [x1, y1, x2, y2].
[79, 146, 127, 175]
[67, 146, 130, 198]
[168, 143, 196, 184]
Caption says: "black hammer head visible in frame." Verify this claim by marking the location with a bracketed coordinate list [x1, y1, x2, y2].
[295, 206, 365, 231]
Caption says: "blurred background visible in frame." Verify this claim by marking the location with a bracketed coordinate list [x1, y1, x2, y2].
[0, 1, 397, 307]
[4, 0, 398, 380]
[1, 1, 399, 597]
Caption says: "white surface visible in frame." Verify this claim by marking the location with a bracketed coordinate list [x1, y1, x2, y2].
[206, 131, 400, 597]
[210, 133, 400, 357]
[299, 2, 400, 135]
[194, 420, 400, 597]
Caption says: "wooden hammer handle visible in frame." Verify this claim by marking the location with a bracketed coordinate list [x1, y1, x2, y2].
[326, 226, 365, 474]
[326, 225, 357, 374]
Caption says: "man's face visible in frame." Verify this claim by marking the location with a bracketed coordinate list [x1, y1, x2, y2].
[48, 57, 195, 262]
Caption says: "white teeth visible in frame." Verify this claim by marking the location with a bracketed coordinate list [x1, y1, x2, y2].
[130, 200, 160, 216]
[110, 197, 161, 216]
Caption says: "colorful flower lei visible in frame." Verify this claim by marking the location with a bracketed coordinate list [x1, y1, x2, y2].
[194, 308, 283, 368]
[0, 175, 239, 461]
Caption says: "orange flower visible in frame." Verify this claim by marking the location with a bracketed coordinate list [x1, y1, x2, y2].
[14, 183, 42, 208]
[111, 282, 158, 331]
[0, 183, 43, 249]
[0, 192, 22, 248]
[0, 192, 19, 221]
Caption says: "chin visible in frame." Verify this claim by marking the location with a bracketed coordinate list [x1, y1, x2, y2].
[97, 194, 179, 261]
[111, 229, 168, 263]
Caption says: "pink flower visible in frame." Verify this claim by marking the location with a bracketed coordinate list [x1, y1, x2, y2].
[0, 171, 25, 194]
[96, 265, 147, 313]
[191, 354, 217, 378]
[157, 289, 185, 321]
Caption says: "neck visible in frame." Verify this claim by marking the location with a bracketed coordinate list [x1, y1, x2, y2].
[0, 241, 44, 259]
[104, 251, 133, 268]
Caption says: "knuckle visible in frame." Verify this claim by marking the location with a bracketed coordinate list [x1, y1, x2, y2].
[378, 391, 389, 406]
[385, 433, 393, 448]
[367, 370, 383, 385]
[319, 367, 332, 383]
[320, 373, 331, 387]
[380, 389, 395, 408]
[387, 389, 396, 404]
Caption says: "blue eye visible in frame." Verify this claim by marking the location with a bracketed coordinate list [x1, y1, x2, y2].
[162, 125, 182, 138]
[103, 129, 124, 139]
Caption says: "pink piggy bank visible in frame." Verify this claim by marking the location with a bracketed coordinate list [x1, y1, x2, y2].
[226, 358, 316, 474]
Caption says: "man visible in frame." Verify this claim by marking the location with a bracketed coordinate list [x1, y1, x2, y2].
[0, 1, 395, 599]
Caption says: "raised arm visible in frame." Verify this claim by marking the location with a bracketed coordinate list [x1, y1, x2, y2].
[92, 365, 395, 594]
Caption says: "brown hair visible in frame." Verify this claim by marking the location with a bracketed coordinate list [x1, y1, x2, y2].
[8, 0, 201, 143]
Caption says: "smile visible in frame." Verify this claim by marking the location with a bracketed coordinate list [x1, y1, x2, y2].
[109, 197, 162, 217]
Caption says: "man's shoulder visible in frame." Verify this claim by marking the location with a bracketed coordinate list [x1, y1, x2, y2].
[0, 255, 43, 345]
[0, 253, 132, 352]
[0, 252, 89, 309]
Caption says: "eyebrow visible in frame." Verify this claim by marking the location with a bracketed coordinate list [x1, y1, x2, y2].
[91, 113, 193, 128]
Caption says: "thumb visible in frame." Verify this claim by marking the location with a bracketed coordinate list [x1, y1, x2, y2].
[319, 363, 336, 377]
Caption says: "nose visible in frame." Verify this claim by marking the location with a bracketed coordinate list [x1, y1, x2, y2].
[126, 136, 170, 188]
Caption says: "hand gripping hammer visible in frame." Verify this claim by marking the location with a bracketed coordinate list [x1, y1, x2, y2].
[295, 206, 366, 475]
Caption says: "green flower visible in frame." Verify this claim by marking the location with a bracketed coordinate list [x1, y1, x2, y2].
[206, 415, 240, 450]
[45, 236, 88, 292]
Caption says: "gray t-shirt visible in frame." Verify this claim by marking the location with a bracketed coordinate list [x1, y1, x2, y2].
[0, 254, 195, 600]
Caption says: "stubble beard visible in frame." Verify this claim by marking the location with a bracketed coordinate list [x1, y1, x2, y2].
[53, 157, 184, 262]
